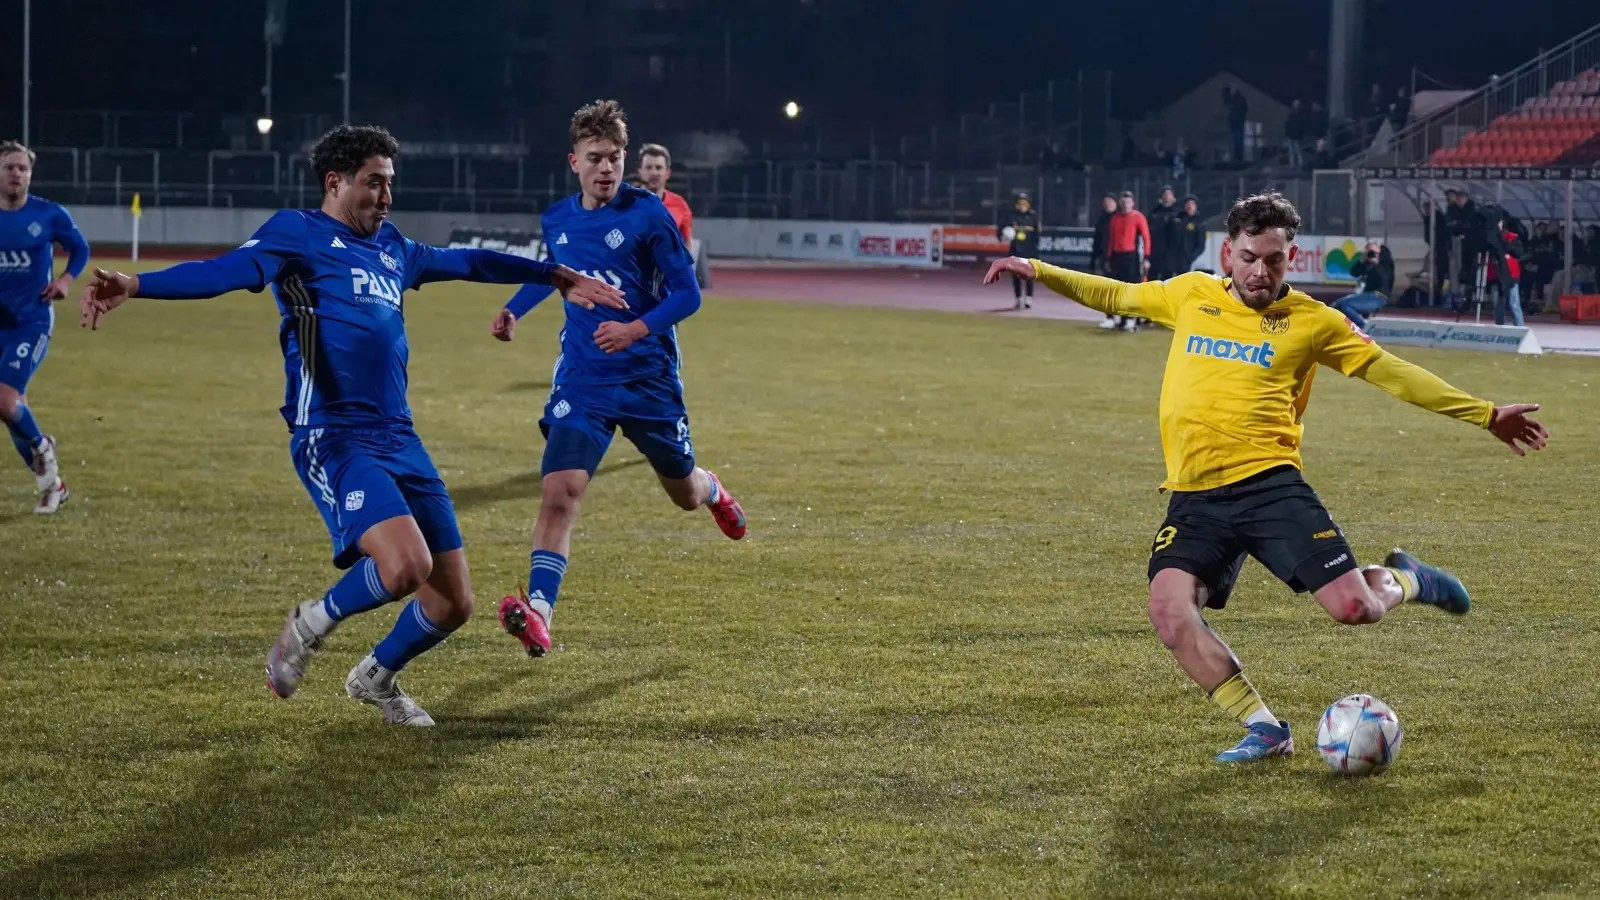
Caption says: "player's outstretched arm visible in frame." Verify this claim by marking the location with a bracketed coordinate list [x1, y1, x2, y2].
[409, 246, 625, 311]
[983, 256, 1173, 323]
[43, 208, 90, 301]
[79, 251, 269, 329]
[1352, 352, 1548, 455]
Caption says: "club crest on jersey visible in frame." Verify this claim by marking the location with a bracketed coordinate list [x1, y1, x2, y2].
[26, 221, 42, 238]
[379, 252, 398, 271]
[1260, 310, 1290, 335]
[605, 228, 625, 250]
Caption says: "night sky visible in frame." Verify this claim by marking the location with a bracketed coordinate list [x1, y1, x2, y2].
[3, 0, 1596, 145]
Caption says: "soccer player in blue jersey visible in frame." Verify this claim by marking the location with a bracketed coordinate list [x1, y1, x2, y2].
[491, 100, 746, 658]
[0, 141, 89, 514]
[80, 125, 624, 726]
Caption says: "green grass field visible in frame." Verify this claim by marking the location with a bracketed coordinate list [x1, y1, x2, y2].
[2, 260, 1598, 899]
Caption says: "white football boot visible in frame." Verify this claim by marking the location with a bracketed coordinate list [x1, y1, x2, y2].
[345, 655, 435, 727]
[31, 435, 68, 515]
[266, 600, 329, 698]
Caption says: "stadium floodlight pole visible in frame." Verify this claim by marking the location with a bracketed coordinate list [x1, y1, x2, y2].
[341, 0, 351, 123]
[21, 0, 30, 145]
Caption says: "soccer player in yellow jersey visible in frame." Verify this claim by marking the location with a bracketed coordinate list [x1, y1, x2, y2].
[984, 193, 1548, 763]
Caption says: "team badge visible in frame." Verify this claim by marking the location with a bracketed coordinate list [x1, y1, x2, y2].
[605, 229, 624, 250]
[344, 490, 365, 511]
[552, 400, 571, 419]
[379, 252, 398, 271]
[27, 222, 42, 237]
[1260, 310, 1290, 335]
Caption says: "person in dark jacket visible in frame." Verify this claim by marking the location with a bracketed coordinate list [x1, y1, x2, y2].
[1089, 193, 1116, 274]
[1172, 195, 1206, 274]
[1146, 185, 1182, 281]
[1330, 241, 1395, 329]
[998, 193, 1039, 309]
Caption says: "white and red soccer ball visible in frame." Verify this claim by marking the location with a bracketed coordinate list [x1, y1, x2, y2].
[1317, 693, 1403, 775]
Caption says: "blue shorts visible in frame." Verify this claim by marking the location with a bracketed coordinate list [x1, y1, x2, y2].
[0, 320, 52, 393]
[540, 372, 695, 479]
[290, 425, 463, 570]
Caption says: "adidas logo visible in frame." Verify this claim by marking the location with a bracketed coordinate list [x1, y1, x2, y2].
[6, 360, 19, 369]
[555, 233, 568, 245]
[331, 237, 347, 249]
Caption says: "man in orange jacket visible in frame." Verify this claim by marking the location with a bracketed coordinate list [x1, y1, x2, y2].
[638, 143, 693, 243]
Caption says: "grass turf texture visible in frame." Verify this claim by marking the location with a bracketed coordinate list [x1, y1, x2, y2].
[2, 259, 1598, 898]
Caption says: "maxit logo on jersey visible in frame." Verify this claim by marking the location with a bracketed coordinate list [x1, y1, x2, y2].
[0, 250, 33, 269]
[1184, 334, 1277, 369]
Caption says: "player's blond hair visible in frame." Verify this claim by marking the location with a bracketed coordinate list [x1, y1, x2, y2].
[0, 141, 35, 165]
[569, 100, 629, 150]
[639, 143, 671, 167]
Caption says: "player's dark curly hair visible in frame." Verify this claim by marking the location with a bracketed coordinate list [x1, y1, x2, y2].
[1225, 192, 1301, 240]
[569, 100, 629, 149]
[308, 125, 399, 184]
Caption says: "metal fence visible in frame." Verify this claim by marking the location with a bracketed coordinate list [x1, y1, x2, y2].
[30, 143, 1358, 233]
[1358, 20, 1600, 167]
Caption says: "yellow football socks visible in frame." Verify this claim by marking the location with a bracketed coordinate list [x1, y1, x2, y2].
[1385, 567, 1420, 602]
[1210, 672, 1270, 725]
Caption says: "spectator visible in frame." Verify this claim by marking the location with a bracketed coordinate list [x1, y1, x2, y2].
[1422, 198, 1451, 306]
[1309, 100, 1330, 143]
[1366, 83, 1388, 136]
[1090, 193, 1117, 276]
[1171, 138, 1188, 179]
[1390, 86, 1412, 130]
[1172, 195, 1207, 274]
[1306, 137, 1338, 171]
[1331, 241, 1395, 329]
[1147, 185, 1181, 282]
[1099, 191, 1151, 332]
[1484, 218, 1525, 327]
[1285, 100, 1306, 168]
[998, 193, 1039, 310]
[1225, 86, 1249, 162]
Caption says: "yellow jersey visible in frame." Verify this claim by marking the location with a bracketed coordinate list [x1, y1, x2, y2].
[1030, 264, 1496, 492]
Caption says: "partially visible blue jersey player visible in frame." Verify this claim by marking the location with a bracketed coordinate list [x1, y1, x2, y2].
[80, 125, 625, 727]
[491, 100, 746, 661]
[0, 140, 89, 515]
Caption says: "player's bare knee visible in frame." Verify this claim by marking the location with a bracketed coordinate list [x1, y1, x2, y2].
[381, 548, 433, 598]
[1147, 573, 1203, 649]
[0, 388, 20, 420]
[539, 474, 586, 520]
[1322, 585, 1381, 625]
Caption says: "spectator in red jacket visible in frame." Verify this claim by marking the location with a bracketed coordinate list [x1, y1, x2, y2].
[1097, 191, 1153, 332]
[1485, 222, 1524, 327]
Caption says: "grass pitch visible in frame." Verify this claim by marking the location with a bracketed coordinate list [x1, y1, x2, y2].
[2, 260, 1598, 898]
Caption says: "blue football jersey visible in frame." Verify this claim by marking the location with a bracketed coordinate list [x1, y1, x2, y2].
[541, 184, 698, 385]
[0, 196, 89, 330]
[229, 210, 466, 429]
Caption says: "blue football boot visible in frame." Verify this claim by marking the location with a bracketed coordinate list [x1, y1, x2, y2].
[1214, 719, 1295, 764]
[1385, 548, 1470, 615]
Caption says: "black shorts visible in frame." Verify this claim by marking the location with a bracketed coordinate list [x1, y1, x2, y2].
[1109, 252, 1142, 284]
[1147, 466, 1359, 608]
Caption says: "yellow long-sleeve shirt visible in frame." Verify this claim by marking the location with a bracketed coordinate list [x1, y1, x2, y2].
[1031, 262, 1495, 492]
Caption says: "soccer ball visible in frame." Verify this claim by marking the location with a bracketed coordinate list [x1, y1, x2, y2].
[1001, 226, 1017, 241]
[1316, 693, 1403, 775]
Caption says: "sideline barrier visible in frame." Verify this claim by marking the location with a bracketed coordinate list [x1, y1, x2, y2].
[1362, 318, 1543, 355]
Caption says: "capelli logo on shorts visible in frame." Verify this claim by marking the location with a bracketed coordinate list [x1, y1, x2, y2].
[1313, 529, 1338, 539]
[1323, 553, 1349, 569]
[345, 490, 365, 511]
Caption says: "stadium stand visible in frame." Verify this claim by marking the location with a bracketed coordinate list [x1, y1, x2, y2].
[1429, 69, 1600, 167]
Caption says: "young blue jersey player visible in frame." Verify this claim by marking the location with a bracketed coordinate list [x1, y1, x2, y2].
[81, 126, 624, 727]
[0, 141, 89, 514]
[491, 100, 746, 658]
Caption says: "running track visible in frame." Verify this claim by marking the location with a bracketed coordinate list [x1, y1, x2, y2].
[707, 262, 1600, 355]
